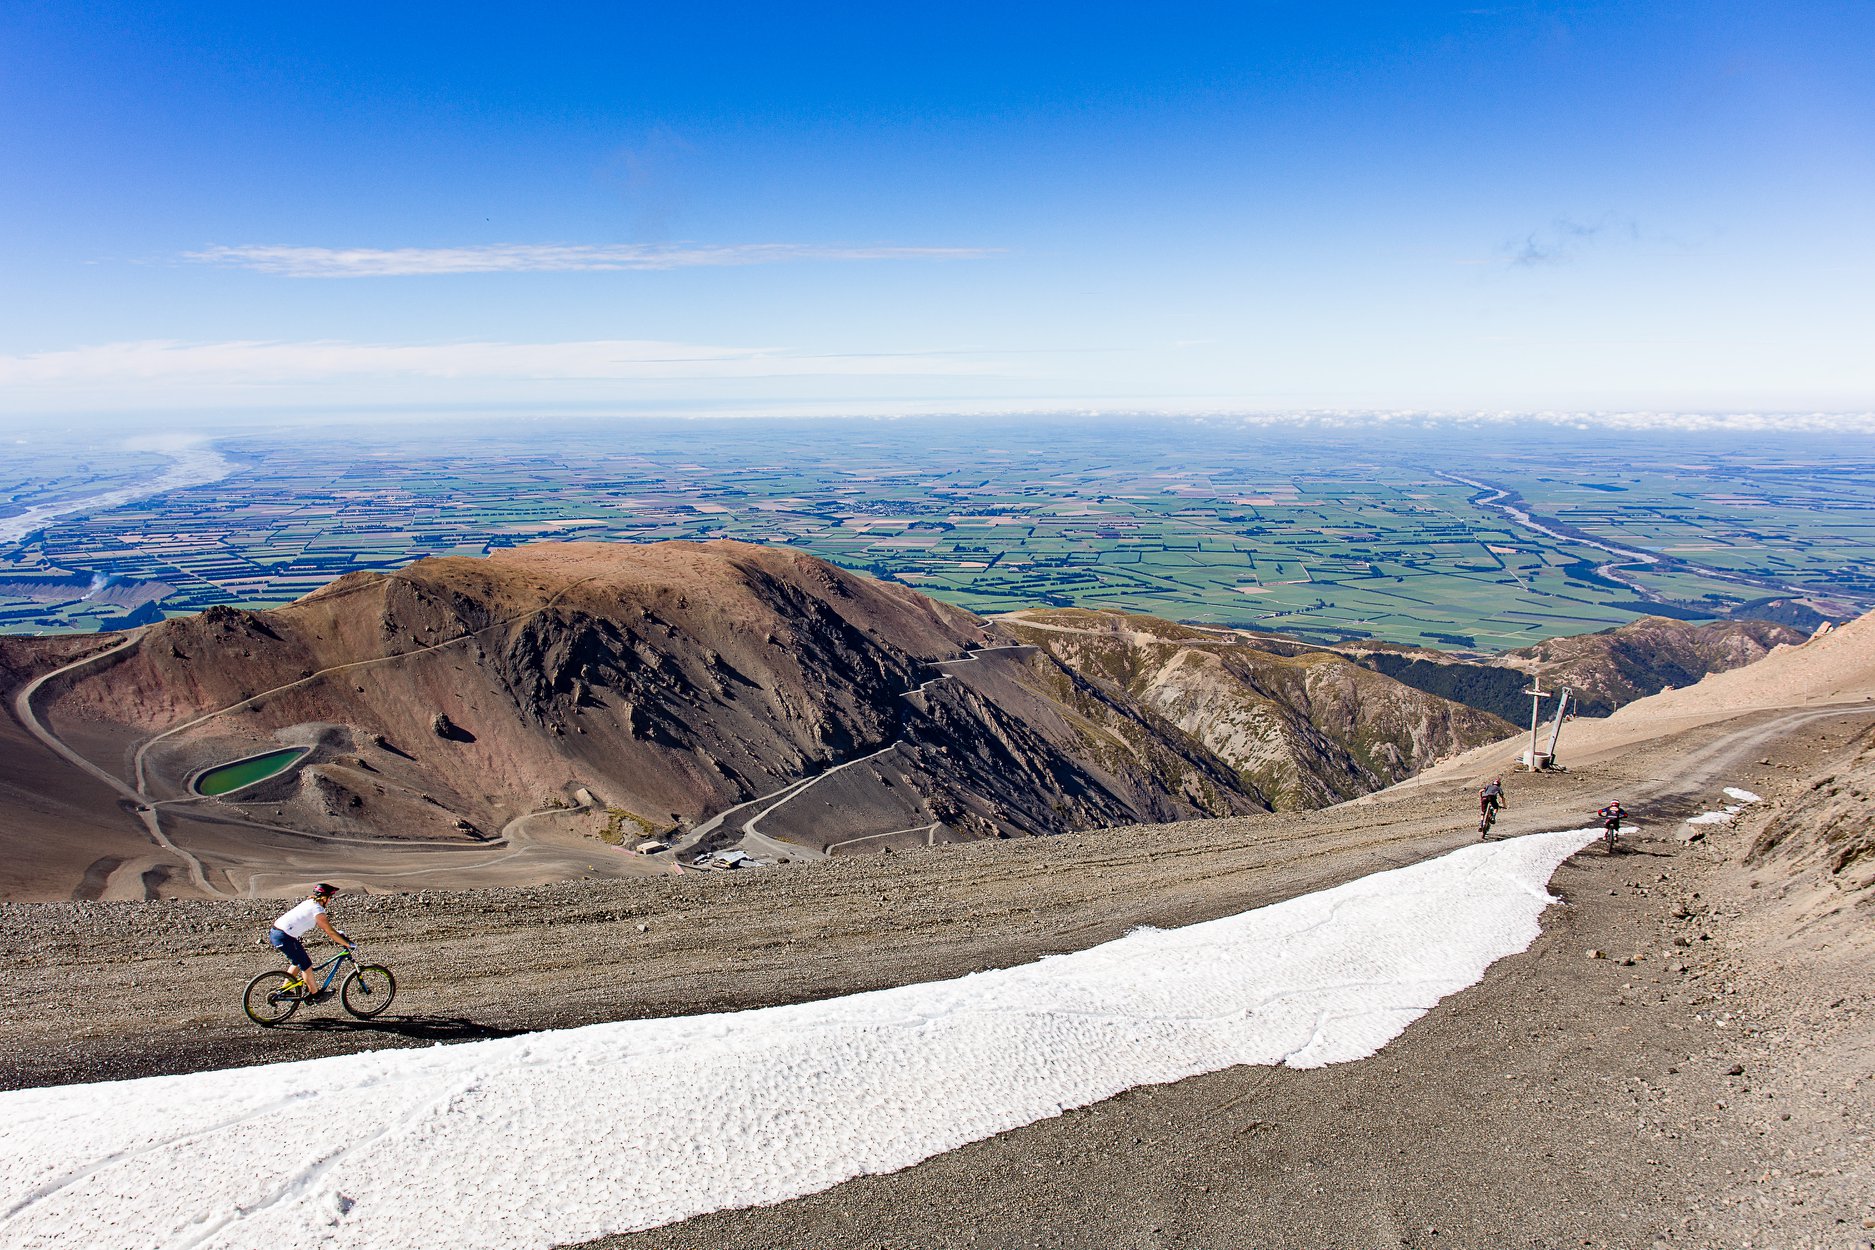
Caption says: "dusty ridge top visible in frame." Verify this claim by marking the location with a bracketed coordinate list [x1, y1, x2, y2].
[1595, 611, 1875, 722]
[362, 538, 861, 594]
[1409, 610, 1875, 785]
[300, 537, 969, 624]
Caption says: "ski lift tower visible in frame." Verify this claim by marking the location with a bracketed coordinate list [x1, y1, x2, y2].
[1541, 685, 1573, 768]
[1521, 677, 1551, 770]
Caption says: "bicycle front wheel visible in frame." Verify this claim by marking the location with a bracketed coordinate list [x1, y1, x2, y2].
[243, 971, 303, 1026]
[341, 965, 397, 1018]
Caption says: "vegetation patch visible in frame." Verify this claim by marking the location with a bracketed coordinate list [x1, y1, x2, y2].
[595, 808, 670, 846]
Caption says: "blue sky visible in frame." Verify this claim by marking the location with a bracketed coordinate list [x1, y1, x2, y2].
[2, 2, 1871, 421]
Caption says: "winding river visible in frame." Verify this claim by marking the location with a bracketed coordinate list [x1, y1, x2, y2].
[1438, 470, 1813, 603]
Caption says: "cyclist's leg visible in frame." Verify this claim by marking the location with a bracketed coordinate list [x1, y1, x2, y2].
[269, 928, 312, 991]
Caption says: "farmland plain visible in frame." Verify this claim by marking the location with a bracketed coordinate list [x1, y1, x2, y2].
[3, 418, 1872, 648]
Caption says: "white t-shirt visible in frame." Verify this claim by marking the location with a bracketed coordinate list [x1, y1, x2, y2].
[273, 899, 326, 938]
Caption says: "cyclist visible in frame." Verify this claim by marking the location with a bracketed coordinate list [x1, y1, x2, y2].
[268, 883, 352, 997]
[1478, 776, 1507, 837]
[1597, 800, 1626, 847]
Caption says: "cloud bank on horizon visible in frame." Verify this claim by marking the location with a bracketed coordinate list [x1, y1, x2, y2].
[1, 336, 1871, 432]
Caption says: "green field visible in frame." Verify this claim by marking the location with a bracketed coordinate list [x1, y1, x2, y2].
[3, 419, 1872, 650]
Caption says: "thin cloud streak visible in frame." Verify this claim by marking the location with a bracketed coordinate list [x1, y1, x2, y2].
[0, 338, 1011, 413]
[1211, 409, 1875, 434]
[1503, 214, 1640, 268]
[185, 242, 1004, 278]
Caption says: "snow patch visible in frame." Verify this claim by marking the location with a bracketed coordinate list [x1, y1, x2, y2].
[0, 828, 1599, 1250]
[1722, 787, 1762, 803]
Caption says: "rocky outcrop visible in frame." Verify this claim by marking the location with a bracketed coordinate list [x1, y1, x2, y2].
[997, 610, 1514, 810]
[1347, 616, 1806, 721]
[1748, 727, 1875, 928]
[1497, 616, 1807, 715]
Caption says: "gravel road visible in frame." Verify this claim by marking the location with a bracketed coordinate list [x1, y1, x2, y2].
[3, 708, 1871, 1249]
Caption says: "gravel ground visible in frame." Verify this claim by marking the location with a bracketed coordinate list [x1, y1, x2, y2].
[590, 818, 1875, 1250]
[580, 712, 1875, 1250]
[2, 708, 1871, 1249]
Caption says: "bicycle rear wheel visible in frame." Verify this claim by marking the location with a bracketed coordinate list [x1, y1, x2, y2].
[341, 965, 396, 1018]
[243, 971, 303, 1026]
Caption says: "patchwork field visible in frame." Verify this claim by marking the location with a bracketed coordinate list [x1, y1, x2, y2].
[3, 419, 1872, 648]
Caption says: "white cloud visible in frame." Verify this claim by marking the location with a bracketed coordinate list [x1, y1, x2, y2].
[1212, 409, 1875, 434]
[5, 341, 1872, 427]
[185, 242, 1002, 278]
[0, 338, 1008, 414]
[0, 338, 1000, 384]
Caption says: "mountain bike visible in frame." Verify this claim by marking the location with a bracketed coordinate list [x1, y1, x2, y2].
[243, 947, 396, 1026]
[1600, 813, 1624, 854]
[1478, 805, 1498, 839]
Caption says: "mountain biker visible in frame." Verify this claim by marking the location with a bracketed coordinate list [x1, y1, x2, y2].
[1479, 776, 1507, 819]
[268, 883, 351, 997]
[1477, 776, 1507, 837]
[1597, 801, 1625, 846]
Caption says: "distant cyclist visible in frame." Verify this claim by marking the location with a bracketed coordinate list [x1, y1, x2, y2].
[1597, 801, 1626, 851]
[267, 883, 352, 997]
[1478, 776, 1506, 837]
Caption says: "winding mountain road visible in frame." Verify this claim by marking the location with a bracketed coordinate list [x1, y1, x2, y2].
[10, 577, 608, 898]
[670, 643, 1037, 863]
[10, 632, 219, 894]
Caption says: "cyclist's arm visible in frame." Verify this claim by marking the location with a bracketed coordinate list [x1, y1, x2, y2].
[314, 913, 353, 947]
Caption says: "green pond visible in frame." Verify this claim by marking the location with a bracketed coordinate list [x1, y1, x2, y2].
[194, 747, 309, 796]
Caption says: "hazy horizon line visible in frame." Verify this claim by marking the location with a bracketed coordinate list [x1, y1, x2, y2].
[9, 406, 1875, 438]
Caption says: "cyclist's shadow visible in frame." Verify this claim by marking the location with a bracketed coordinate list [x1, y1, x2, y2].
[272, 1013, 522, 1042]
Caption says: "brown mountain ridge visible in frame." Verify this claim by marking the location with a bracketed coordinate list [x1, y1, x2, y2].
[2, 541, 1522, 900]
[1343, 615, 1803, 722]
